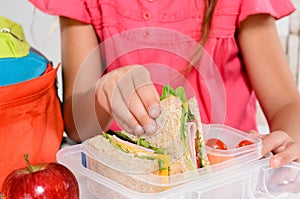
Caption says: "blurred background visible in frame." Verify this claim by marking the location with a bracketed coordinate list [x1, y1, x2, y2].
[1, 0, 300, 133]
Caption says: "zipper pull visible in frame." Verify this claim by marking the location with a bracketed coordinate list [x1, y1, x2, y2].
[0, 27, 24, 42]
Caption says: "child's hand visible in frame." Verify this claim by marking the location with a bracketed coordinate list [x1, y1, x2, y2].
[95, 65, 160, 137]
[261, 130, 300, 168]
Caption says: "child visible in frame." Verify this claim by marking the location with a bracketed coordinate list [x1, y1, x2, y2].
[29, 0, 300, 168]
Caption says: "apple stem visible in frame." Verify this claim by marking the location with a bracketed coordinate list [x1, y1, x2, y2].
[24, 154, 33, 173]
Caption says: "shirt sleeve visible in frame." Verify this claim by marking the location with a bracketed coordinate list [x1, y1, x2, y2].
[238, 0, 296, 27]
[29, 0, 91, 24]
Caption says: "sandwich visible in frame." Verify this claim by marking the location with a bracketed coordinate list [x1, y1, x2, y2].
[85, 85, 209, 178]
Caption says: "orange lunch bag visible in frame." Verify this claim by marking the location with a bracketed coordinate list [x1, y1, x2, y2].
[0, 17, 64, 191]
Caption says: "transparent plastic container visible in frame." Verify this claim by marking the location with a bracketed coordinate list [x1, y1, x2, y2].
[57, 145, 300, 199]
[56, 124, 300, 198]
[203, 124, 262, 165]
[82, 124, 262, 192]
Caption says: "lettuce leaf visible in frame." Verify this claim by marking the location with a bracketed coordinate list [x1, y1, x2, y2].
[160, 84, 187, 102]
[103, 132, 128, 153]
[137, 138, 166, 154]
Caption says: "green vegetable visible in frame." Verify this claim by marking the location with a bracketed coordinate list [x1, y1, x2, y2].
[160, 84, 187, 102]
[137, 154, 170, 171]
[137, 138, 166, 154]
[105, 130, 166, 154]
[161, 85, 196, 170]
[114, 131, 136, 143]
[103, 132, 128, 153]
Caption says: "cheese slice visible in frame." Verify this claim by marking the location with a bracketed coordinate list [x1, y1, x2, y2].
[110, 135, 170, 176]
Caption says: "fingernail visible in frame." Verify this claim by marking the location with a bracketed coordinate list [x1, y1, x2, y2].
[144, 121, 157, 135]
[135, 125, 144, 136]
[149, 104, 160, 118]
[272, 156, 281, 168]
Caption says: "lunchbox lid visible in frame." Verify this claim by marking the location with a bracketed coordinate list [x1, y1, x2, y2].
[0, 49, 48, 86]
[0, 16, 48, 86]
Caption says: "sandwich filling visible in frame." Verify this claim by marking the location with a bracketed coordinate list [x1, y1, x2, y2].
[160, 85, 207, 169]
[103, 130, 170, 176]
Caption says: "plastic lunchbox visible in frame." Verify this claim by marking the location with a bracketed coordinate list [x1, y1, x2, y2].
[56, 124, 300, 199]
[83, 124, 263, 193]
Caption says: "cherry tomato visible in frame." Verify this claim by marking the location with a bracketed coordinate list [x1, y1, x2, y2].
[206, 138, 227, 150]
[236, 140, 253, 148]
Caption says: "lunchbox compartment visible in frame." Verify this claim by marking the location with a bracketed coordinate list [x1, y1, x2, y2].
[203, 124, 262, 165]
[251, 162, 300, 198]
[57, 143, 300, 199]
[82, 124, 263, 189]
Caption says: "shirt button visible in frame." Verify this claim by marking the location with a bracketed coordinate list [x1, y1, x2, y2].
[143, 31, 150, 39]
[143, 11, 152, 21]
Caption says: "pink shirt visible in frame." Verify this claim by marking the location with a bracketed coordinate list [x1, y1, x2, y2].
[30, 0, 295, 132]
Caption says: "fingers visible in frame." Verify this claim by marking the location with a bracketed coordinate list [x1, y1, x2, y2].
[262, 130, 290, 156]
[131, 66, 160, 118]
[247, 130, 258, 134]
[262, 130, 300, 168]
[117, 65, 160, 136]
[95, 72, 115, 115]
[247, 130, 264, 139]
[270, 141, 300, 168]
[133, 83, 160, 135]
[136, 85, 160, 118]
[110, 86, 142, 134]
[115, 67, 151, 134]
[98, 65, 160, 136]
[126, 91, 158, 136]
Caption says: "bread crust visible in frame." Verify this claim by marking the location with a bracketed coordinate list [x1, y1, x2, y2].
[86, 156, 166, 194]
[86, 135, 159, 173]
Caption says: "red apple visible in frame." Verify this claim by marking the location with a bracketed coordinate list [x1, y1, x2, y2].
[2, 154, 79, 199]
